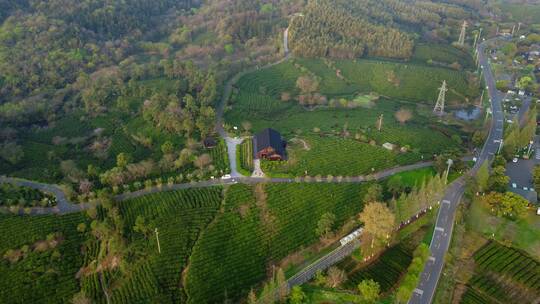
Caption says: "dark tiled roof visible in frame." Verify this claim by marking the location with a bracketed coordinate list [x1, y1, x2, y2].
[203, 137, 217, 148]
[254, 128, 285, 156]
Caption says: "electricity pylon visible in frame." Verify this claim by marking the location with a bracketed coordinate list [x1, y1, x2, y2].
[433, 80, 447, 116]
[458, 21, 467, 46]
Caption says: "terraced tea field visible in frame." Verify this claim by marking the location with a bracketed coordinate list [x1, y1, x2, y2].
[340, 244, 413, 292]
[226, 57, 469, 177]
[0, 213, 89, 303]
[262, 135, 423, 177]
[237, 138, 254, 175]
[186, 183, 370, 303]
[103, 188, 224, 303]
[460, 241, 540, 304]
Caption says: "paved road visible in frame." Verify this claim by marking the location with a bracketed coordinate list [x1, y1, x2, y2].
[0, 176, 92, 215]
[518, 96, 532, 127]
[1, 160, 435, 215]
[409, 39, 505, 304]
[225, 136, 244, 177]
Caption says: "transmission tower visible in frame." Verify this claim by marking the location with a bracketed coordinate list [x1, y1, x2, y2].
[433, 80, 447, 116]
[458, 21, 467, 46]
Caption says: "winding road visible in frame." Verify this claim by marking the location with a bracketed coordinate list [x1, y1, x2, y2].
[1, 160, 435, 215]
[408, 38, 505, 304]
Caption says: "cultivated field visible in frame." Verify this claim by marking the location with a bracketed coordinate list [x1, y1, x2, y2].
[225, 57, 471, 176]
[460, 241, 540, 304]
[262, 135, 424, 177]
[102, 188, 223, 303]
[0, 213, 88, 303]
[185, 183, 370, 303]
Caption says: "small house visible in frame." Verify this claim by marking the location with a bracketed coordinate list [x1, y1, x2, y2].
[253, 128, 286, 160]
[382, 142, 395, 151]
[203, 137, 217, 149]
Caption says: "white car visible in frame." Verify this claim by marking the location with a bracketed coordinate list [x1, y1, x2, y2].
[221, 174, 232, 179]
[512, 183, 517, 188]
[512, 157, 518, 163]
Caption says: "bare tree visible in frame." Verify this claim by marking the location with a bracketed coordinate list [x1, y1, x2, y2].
[326, 266, 347, 288]
[281, 92, 291, 101]
[296, 75, 319, 94]
[241, 121, 252, 133]
[194, 153, 212, 170]
[394, 108, 413, 124]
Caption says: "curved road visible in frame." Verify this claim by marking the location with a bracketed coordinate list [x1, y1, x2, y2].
[408, 39, 505, 304]
[0, 160, 434, 215]
[0, 176, 90, 215]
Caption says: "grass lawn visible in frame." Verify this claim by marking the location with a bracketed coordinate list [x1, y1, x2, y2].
[412, 43, 474, 69]
[303, 285, 363, 304]
[498, 2, 540, 23]
[385, 167, 436, 189]
[466, 198, 540, 258]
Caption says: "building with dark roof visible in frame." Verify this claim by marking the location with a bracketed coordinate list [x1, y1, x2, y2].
[203, 137, 217, 148]
[253, 128, 286, 160]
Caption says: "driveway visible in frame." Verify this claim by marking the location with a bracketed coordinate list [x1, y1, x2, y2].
[225, 137, 244, 177]
[251, 159, 265, 177]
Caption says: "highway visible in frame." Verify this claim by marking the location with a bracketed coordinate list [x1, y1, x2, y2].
[409, 39, 505, 304]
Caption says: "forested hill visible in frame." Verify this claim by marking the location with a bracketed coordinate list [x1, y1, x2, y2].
[289, 0, 481, 59]
[0, 0, 293, 122]
[0, 0, 199, 105]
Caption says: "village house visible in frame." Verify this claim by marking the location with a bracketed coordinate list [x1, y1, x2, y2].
[253, 128, 286, 160]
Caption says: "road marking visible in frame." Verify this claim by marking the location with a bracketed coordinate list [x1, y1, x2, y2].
[414, 289, 424, 295]
[435, 227, 445, 232]
[442, 200, 450, 205]
[488, 152, 494, 155]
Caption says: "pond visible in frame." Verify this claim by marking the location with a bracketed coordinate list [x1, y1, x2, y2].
[454, 106, 481, 121]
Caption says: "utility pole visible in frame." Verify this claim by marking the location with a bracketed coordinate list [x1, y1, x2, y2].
[473, 28, 483, 49]
[378, 114, 383, 131]
[478, 89, 484, 108]
[155, 228, 161, 254]
[498, 139, 504, 154]
[444, 158, 453, 184]
[433, 80, 447, 116]
[517, 22, 522, 34]
[458, 21, 467, 46]
[527, 140, 534, 156]
[511, 24, 516, 37]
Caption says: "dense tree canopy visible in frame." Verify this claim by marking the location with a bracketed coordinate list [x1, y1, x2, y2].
[289, 0, 475, 59]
